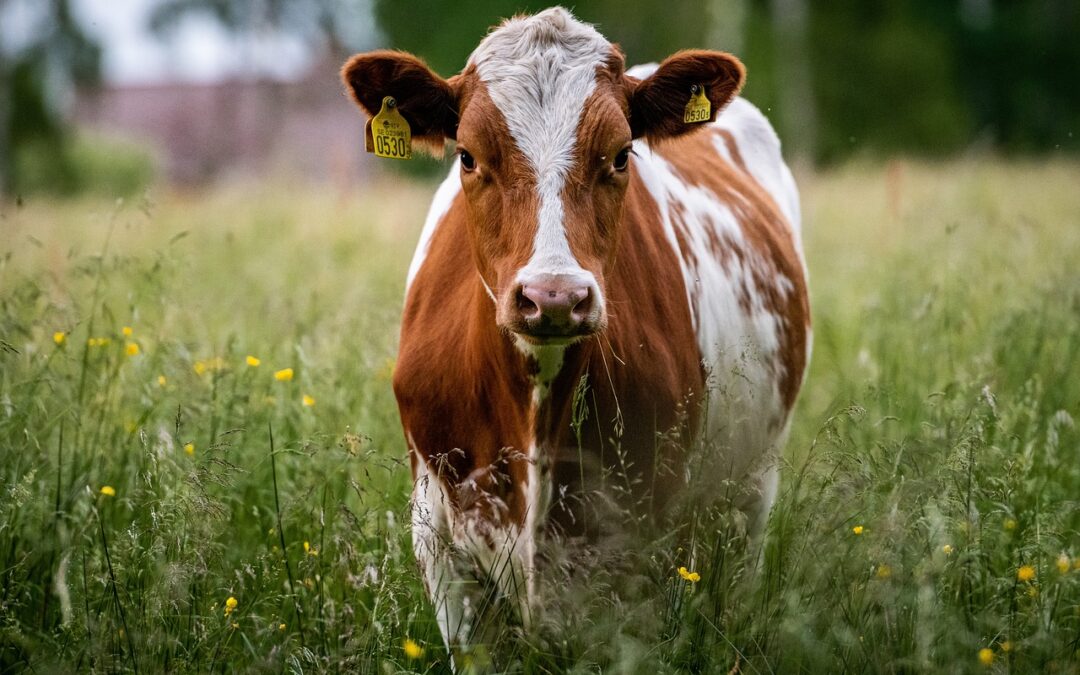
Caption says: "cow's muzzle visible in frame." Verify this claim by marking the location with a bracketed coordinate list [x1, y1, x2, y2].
[502, 272, 604, 343]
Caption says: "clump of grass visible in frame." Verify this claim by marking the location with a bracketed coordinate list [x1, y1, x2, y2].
[1, 160, 1079, 672]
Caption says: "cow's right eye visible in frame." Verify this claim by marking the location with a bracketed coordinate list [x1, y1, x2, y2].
[459, 149, 476, 172]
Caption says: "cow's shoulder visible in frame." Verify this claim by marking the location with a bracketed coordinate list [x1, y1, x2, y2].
[712, 97, 800, 232]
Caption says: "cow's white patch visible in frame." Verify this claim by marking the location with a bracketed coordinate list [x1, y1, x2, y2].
[406, 160, 461, 291]
[469, 8, 608, 288]
[633, 96, 804, 525]
[409, 433, 536, 652]
[513, 336, 566, 404]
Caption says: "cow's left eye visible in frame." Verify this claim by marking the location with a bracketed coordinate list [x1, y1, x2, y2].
[613, 147, 630, 172]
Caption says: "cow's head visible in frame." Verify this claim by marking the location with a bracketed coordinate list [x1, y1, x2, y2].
[343, 8, 744, 346]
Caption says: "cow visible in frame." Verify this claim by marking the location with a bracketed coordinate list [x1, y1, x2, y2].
[341, 6, 810, 657]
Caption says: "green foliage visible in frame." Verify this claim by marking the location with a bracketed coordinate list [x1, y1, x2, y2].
[11, 134, 156, 198]
[1, 160, 1079, 672]
[374, 0, 712, 76]
[0, 0, 102, 195]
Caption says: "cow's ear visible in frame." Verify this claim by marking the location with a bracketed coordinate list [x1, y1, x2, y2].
[627, 50, 745, 141]
[341, 50, 460, 153]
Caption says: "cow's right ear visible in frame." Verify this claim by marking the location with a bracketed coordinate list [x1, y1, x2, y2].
[341, 50, 460, 151]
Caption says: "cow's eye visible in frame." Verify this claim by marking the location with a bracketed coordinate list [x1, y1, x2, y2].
[613, 147, 631, 172]
[459, 149, 476, 172]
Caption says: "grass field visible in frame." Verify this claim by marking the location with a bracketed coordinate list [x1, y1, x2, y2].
[1, 159, 1079, 673]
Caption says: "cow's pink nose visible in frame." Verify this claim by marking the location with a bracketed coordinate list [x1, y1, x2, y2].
[514, 279, 593, 336]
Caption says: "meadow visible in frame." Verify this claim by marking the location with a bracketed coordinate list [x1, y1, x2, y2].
[1, 158, 1078, 673]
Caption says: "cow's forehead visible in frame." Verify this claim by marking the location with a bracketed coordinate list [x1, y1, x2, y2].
[466, 7, 613, 176]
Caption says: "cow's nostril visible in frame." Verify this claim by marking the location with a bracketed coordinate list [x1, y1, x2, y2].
[570, 287, 593, 321]
[516, 287, 541, 320]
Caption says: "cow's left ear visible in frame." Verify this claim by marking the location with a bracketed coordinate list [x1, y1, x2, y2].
[627, 50, 745, 141]
[341, 50, 460, 152]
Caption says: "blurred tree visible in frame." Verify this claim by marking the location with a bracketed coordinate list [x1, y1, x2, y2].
[0, 0, 102, 196]
[373, 0, 713, 76]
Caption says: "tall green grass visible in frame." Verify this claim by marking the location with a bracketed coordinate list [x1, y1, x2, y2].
[1, 160, 1078, 673]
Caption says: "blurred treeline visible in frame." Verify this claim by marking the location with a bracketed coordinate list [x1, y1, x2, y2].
[1, 0, 1078, 197]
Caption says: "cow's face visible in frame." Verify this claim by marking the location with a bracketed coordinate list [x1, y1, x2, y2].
[343, 9, 744, 346]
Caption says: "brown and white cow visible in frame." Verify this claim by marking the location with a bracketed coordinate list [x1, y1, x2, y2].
[342, 7, 809, 653]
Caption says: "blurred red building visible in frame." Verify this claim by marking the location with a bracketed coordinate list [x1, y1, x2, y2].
[72, 56, 374, 186]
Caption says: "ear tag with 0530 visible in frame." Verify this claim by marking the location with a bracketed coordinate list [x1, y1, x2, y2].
[366, 96, 412, 160]
[683, 84, 711, 124]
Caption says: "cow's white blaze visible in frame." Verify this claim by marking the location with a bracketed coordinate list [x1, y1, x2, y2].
[468, 8, 608, 290]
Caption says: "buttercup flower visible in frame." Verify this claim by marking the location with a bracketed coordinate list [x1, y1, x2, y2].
[158, 375, 167, 387]
[53, 331, 66, 345]
[1017, 565, 1036, 582]
[1000, 640, 1013, 653]
[302, 394, 315, 407]
[304, 541, 318, 556]
[274, 368, 294, 382]
[403, 638, 424, 659]
[224, 596, 237, 616]
[122, 326, 133, 337]
[246, 355, 261, 367]
[125, 342, 139, 356]
[852, 525, 864, 535]
[1056, 554, 1070, 574]
[677, 566, 701, 583]
[978, 648, 994, 666]
[184, 443, 195, 456]
[100, 486, 116, 497]
[942, 544, 954, 555]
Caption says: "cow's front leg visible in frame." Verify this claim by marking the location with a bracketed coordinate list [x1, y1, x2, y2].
[410, 455, 537, 660]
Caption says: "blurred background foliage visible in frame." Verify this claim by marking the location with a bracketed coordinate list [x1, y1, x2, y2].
[1, 0, 1078, 197]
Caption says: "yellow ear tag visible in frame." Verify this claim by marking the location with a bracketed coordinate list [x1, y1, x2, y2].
[683, 84, 711, 124]
[368, 96, 412, 160]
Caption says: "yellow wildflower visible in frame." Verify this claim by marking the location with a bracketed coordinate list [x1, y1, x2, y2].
[1004, 518, 1018, 531]
[125, 342, 139, 356]
[1000, 640, 1013, 653]
[100, 486, 116, 497]
[278, 623, 286, 631]
[231, 622, 239, 629]
[875, 564, 892, 579]
[193, 360, 207, 375]
[677, 566, 701, 583]
[184, 443, 195, 456]
[246, 355, 261, 367]
[1017, 565, 1036, 582]
[1057, 554, 1070, 575]
[274, 367, 294, 382]
[158, 375, 167, 387]
[53, 331, 66, 345]
[403, 638, 424, 660]
[122, 326, 133, 337]
[88, 337, 110, 347]
[942, 544, 954, 555]
[224, 596, 237, 616]
[302, 394, 315, 407]
[852, 525, 864, 535]
[304, 541, 318, 556]
[978, 648, 994, 666]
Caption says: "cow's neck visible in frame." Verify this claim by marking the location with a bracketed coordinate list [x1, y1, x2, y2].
[471, 279, 588, 453]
